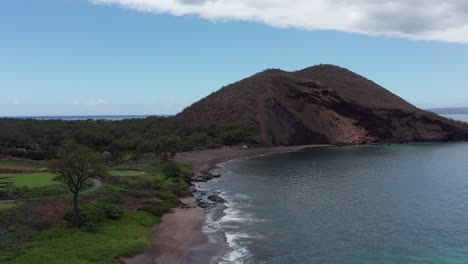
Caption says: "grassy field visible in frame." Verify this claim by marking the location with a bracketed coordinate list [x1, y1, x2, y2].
[0, 204, 15, 211]
[0, 212, 159, 264]
[110, 170, 147, 177]
[1, 173, 58, 188]
[0, 159, 40, 170]
[0, 172, 68, 199]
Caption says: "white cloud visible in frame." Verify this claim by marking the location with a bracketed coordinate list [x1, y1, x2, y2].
[91, 0, 468, 43]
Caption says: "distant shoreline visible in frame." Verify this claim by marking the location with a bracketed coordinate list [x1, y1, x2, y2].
[1, 115, 158, 121]
[176, 144, 333, 182]
[428, 107, 468, 115]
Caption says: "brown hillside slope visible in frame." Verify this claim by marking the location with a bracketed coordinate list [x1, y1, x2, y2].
[177, 65, 468, 145]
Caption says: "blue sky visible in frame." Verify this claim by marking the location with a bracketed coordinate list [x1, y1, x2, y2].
[1, 0, 468, 116]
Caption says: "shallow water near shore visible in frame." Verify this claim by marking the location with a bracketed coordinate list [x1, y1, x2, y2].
[197, 143, 468, 264]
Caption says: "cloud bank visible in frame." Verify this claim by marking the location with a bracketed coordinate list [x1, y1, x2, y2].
[91, 0, 468, 43]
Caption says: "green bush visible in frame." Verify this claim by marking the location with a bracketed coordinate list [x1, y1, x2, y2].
[161, 162, 181, 177]
[64, 204, 123, 230]
[160, 177, 190, 197]
[64, 206, 102, 230]
[135, 177, 159, 190]
[139, 190, 182, 217]
[85, 185, 127, 204]
[127, 189, 152, 198]
[98, 204, 123, 220]
[139, 202, 171, 217]
[157, 191, 181, 207]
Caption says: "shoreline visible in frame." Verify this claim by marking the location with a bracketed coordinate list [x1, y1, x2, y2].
[125, 144, 330, 264]
[176, 144, 332, 181]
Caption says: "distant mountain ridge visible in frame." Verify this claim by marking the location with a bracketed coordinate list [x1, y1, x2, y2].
[177, 65, 468, 145]
[428, 107, 468, 115]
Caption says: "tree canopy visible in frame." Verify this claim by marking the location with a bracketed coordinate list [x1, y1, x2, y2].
[0, 117, 259, 161]
[50, 143, 107, 225]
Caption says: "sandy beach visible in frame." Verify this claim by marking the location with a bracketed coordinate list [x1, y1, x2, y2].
[125, 144, 329, 264]
[123, 197, 207, 264]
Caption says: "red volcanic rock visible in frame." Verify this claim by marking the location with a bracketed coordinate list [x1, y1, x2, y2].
[177, 64, 468, 145]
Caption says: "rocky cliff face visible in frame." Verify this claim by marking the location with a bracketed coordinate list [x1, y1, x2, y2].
[177, 65, 468, 145]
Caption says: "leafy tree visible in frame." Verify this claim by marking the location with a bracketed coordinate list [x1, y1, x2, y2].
[50, 144, 107, 226]
[158, 135, 182, 161]
[0, 117, 260, 160]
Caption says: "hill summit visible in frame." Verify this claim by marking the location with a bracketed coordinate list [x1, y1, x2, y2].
[177, 65, 468, 145]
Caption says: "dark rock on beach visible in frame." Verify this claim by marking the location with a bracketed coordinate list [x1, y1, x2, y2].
[192, 172, 222, 182]
[208, 195, 226, 204]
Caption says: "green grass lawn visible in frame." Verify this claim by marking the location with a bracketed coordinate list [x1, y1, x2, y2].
[0, 159, 40, 170]
[0, 204, 15, 211]
[110, 170, 146, 177]
[0, 173, 57, 188]
[0, 212, 159, 264]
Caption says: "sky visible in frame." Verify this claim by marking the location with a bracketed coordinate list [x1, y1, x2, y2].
[1, 0, 468, 116]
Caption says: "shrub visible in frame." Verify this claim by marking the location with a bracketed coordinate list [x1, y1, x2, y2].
[160, 177, 190, 197]
[64, 205, 103, 230]
[99, 204, 123, 220]
[139, 202, 171, 217]
[162, 162, 180, 177]
[135, 177, 159, 190]
[86, 185, 127, 204]
[127, 189, 152, 198]
[64, 203, 123, 230]
[157, 191, 181, 207]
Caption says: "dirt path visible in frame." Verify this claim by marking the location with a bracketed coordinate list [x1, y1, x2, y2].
[0, 178, 102, 205]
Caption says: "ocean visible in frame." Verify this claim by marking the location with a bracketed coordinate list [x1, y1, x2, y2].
[4, 115, 152, 121]
[199, 143, 468, 264]
[441, 114, 468, 123]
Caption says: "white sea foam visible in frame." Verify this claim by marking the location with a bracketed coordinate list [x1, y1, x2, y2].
[218, 200, 264, 225]
[201, 190, 258, 263]
[234, 193, 250, 199]
[219, 232, 252, 264]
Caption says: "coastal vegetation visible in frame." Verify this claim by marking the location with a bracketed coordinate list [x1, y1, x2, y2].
[0, 116, 259, 161]
[0, 151, 192, 263]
